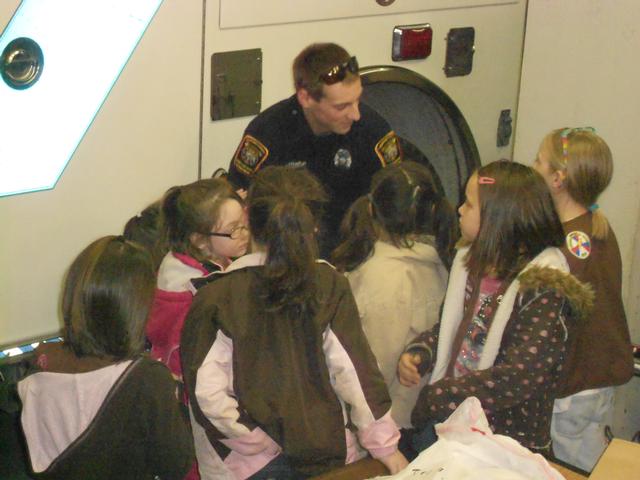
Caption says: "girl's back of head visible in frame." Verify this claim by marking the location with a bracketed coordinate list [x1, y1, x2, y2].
[162, 178, 244, 262]
[63, 236, 155, 360]
[465, 160, 565, 280]
[541, 128, 612, 239]
[123, 200, 166, 270]
[248, 169, 320, 317]
[332, 160, 458, 272]
[247, 165, 327, 225]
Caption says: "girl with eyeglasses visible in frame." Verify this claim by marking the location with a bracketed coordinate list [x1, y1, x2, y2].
[147, 178, 248, 384]
[181, 167, 408, 479]
[147, 178, 248, 480]
[397, 160, 592, 458]
[534, 128, 633, 471]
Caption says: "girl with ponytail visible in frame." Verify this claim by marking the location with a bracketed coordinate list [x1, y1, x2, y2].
[332, 161, 457, 429]
[147, 178, 247, 382]
[181, 167, 407, 479]
[534, 128, 633, 471]
[148, 178, 247, 480]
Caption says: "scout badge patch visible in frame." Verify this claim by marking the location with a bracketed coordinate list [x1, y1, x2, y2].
[375, 131, 402, 166]
[566, 230, 591, 259]
[232, 134, 269, 175]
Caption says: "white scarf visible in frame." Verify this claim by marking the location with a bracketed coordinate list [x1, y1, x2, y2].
[429, 246, 569, 384]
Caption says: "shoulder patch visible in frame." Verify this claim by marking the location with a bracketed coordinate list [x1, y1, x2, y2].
[232, 134, 269, 175]
[375, 131, 402, 167]
[565, 230, 591, 259]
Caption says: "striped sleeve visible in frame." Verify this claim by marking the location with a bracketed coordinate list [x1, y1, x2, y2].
[322, 278, 400, 457]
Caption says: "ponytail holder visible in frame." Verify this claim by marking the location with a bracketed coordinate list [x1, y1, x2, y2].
[588, 203, 599, 212]
[478, 176, 495, 185]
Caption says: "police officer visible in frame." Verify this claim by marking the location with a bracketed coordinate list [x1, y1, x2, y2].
[228, 42, 402, 255]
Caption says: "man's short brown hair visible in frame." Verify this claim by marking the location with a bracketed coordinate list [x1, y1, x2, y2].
[292, 43, 358, 100]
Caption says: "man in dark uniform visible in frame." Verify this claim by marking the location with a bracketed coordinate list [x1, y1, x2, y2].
[228, 42, 402, 255]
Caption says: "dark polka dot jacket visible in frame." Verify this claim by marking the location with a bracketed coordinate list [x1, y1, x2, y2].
[410, 252, 593, 452]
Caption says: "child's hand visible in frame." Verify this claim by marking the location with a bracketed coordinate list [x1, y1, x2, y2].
[378, 450, 409, 474]
[398, 352, 422, 386]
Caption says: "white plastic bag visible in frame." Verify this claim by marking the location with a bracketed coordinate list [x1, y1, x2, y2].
[371, 397, 565, 480]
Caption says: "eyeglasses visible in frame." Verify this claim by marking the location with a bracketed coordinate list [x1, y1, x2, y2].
[318, 56, 359, 85]
[560, 127, 596, 161]
[207, 224, 248, 240]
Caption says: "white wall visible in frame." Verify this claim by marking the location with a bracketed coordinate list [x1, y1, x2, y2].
[514, 0, 640, 341]
[1, 0, 528, 346]
[515, 0, 640, 438]
[0, 0, 202, 346]
[201, 0, 528, 175]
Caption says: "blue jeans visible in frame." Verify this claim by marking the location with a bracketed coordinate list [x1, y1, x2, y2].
[247, 455, 308, 480]
[399, 421, 439, 461]
[551, 387, 614, 472]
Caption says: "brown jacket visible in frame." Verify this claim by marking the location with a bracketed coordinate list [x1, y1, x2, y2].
[18, 343, 194, 480]
[181, 259, 398, 477]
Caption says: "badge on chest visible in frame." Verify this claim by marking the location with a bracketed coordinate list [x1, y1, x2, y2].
[333, 148, 353, 169]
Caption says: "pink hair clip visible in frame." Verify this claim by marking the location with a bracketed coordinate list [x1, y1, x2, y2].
[478, 176, 495, 185]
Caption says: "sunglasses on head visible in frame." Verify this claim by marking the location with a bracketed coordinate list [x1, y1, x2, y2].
[318, 56, 359, 85]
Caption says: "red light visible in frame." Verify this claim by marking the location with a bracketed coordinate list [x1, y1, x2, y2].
[392, 24, 433, 61]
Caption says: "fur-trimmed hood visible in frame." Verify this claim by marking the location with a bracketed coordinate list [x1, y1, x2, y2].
[518, 265, 594, 319]
[430, 246, 591, 384]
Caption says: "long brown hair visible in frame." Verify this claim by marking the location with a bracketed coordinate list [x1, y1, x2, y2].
[465, 160, 565, 280]
[62, 236, 155, 359]
[248, 192, 318, 317]
[247, 166, 327, 223]
[247, 168, 325, 381]
[543, 128, 613, 239]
